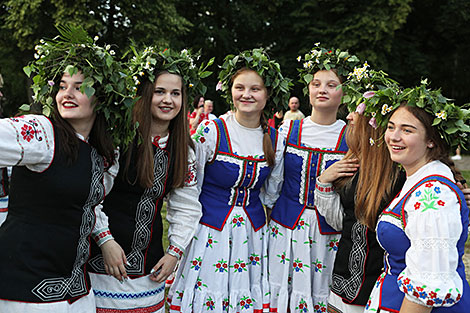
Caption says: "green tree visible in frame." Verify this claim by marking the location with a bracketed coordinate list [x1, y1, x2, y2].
[0, 0, 190, 115]
[388, 0, 470, 105]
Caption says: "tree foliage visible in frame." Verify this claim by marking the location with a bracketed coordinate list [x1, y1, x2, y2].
[0, 0, 469, 117]
[0, 0, 190, 115]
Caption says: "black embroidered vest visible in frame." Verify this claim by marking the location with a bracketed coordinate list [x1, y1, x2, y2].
[0, 127, 104, 303]
[89, 140, 174, 277]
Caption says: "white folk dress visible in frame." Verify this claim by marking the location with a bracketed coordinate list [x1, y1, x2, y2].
[89, 135, 202, 313]
[0, 115, 118, 313]
[167, 115, 283, 313]
[266, 118, 347, 313]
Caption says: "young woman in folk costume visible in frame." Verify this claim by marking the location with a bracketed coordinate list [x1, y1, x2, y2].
[0, 26, 134, 313]
[312, 66, 406, 313]
[87, 47, 212, 313]
[363, 82, 470, 313]
[265, 46, 360, 313]
[315, 75, 470, 313]
[167, 48, 291, 313]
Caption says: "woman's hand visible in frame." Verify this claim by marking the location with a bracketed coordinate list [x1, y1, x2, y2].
[149, 254, 178, 283]
[100, 239, 128, 282]
[318, 158, 359, 184]
[457, 181, 470, 205]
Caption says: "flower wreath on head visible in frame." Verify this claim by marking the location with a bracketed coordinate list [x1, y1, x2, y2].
[296, 43, 361, 95]
[345, 75, 470, 151]
[217, 48, 292, 119]
[127, 46, 214, 102]
[342, 68, 401, 130]
[21, 24, 135, 147]
[399, 80, 470, 151]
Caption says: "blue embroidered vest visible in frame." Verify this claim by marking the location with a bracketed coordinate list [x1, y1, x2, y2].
[377, 175, 470, 312]
[199, 118, 277, 231]
[270, 119, 347, 232]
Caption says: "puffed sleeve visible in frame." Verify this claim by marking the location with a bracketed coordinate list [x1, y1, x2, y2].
[314, 177, 344, 231]
[0, 115, 54, 171]
[260, 121, 288, 208]
[397, 180, 464, 307]
[192, 119, 217, 192]
[166, 147, 202, 259]
[92, 149, 120, 246]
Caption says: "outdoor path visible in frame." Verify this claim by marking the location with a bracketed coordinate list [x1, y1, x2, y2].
[453, 155, 470, 171]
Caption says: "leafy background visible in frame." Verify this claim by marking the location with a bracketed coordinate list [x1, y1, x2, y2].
[1, 0, 469, 118]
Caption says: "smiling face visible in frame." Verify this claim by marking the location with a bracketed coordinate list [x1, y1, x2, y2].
[151, 72, 183, 132]
[308, 70, 343, 113]
[231, 70, 268, 117]
[56, 72, 96, 135]
[385, 107, 433, 176]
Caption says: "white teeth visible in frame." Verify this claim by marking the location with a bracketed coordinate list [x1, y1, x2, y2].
[392, 146, 405, 150]
[63, 103, 77, 108]
[159, 107, 172, 112]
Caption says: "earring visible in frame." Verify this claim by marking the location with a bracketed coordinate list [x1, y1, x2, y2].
[428, 143, 434, 148]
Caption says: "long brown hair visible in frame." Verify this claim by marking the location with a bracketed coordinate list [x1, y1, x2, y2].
[231, 67, 275, 166]
[335, 114, 401, 229]
[52, 100, 115, 167]
[124, 71, 194, 189]
[400, 105, 465, 183]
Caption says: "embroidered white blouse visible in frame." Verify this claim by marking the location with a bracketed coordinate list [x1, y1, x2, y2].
[379, 160, 464, 306]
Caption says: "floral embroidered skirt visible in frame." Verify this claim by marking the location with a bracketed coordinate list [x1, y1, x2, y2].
[268, 209, 340, 313]
[90, 272, 165, 313]
[167, 206, 269, 313]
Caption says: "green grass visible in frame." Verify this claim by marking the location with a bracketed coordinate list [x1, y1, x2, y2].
[463, 170, 470, 183]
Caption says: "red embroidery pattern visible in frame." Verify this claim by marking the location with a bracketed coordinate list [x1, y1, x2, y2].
[184, 162, 197, 187]
[94, 230, 112, 243]
[168, 244, 183, 258]
[21, 124, 36, 142]
[316, 183, 333, 193]
[12, 117, 44, 143]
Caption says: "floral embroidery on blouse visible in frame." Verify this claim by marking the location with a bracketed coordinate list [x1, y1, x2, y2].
[12, 117, 44, 143]
[184, 160, 197, 187]
[193, 120, 211, 143]
[413, 181, 446, 212]
[398, 274, 462, 305]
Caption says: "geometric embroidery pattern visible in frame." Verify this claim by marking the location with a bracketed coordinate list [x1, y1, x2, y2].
[32, 147, 104, 301]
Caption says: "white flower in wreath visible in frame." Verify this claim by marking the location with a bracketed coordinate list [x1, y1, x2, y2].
[435, 110, 447, 120]
[381, 104, 392, 115]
